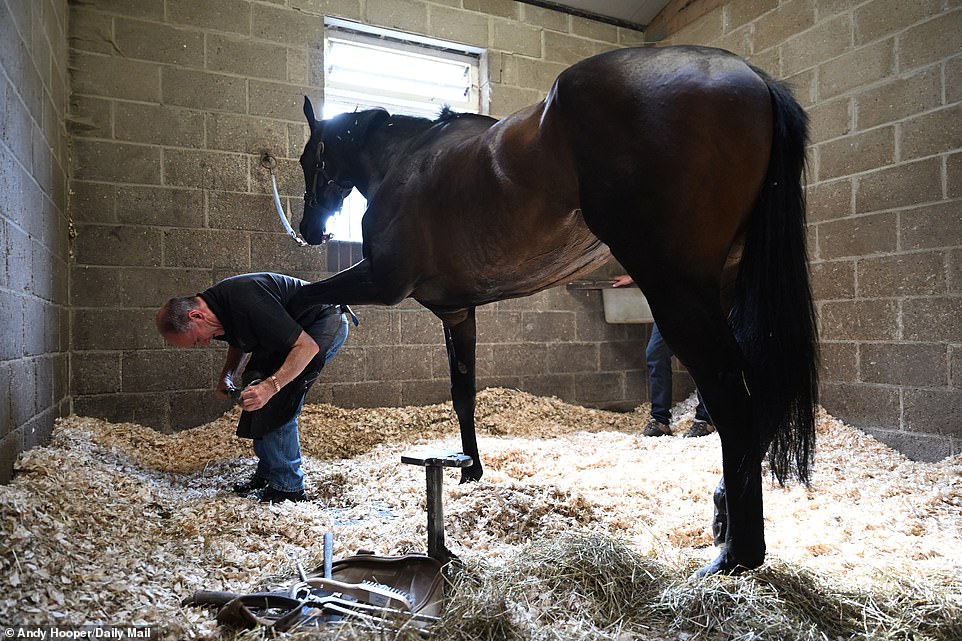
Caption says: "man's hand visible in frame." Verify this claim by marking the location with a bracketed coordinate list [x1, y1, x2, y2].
[612, 274, 635, 287]
[239, 379, 276, 412]
[234, 331, 318, 412]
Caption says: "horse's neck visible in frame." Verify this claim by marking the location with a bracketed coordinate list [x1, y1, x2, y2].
[355, 116, 435, 194]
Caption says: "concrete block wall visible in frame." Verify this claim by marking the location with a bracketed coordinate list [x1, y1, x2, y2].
[0, 0, 70, 482]
[67, 0, 651, 433]
[658, 0, 962, 460]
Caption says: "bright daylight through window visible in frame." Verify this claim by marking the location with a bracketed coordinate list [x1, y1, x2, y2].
[321, 19, 484, 242]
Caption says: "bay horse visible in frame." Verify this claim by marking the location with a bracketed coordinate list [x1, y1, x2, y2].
[288, 45, 818, 576]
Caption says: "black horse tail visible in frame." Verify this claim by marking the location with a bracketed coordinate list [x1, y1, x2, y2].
[730, 67, 818, 486]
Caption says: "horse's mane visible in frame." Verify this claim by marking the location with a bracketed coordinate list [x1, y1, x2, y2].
[378, 105, 479, 126]
[437, 106, 461, 122]
[376, 108, 470, 138]
[435, 106, 496, 129]
[370, 107, 492, 147]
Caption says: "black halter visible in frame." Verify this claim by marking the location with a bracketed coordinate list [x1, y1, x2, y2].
[305, 140, 353, 210]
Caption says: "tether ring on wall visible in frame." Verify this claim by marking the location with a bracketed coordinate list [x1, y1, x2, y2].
[261, 151, 308, 247]
[259, 152, 278, 171]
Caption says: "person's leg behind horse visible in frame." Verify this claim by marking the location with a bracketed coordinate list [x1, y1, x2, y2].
[644, 322, 674, 436]
[649, 322, 715, 437]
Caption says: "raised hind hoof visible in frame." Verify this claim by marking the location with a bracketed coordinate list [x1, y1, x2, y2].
[459, 464, 483, 484]
[694, 549, 763, 577]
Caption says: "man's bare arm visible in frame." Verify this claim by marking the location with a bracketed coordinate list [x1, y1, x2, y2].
[239, 331, 319, 411]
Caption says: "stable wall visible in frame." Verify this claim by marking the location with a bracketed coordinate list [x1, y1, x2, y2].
[0, 0, 70, 482]
[655, 0, 962, 459]
[66, 0, 653, 433]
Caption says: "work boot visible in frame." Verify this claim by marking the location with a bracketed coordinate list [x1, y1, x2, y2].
[232, 474, 268, 495]
[643, 418, 671, 437]
[685, 420, 716, 438]
[257, 486, 306, 503]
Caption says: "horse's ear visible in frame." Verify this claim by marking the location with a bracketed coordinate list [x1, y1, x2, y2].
[303, 96, 317, 129]
[349, 108, 390, 145]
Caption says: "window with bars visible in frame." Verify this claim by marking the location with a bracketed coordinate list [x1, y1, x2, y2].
[321, 19, 485, 242]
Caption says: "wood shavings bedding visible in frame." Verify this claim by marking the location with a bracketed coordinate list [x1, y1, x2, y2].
[1, 388, 960, 639]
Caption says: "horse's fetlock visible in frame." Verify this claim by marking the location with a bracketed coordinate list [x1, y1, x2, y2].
[460, 464, 483, 484]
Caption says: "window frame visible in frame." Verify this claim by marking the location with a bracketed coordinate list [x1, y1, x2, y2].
[319, 19, 487, 244]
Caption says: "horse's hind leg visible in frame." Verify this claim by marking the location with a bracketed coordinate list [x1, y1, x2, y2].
[439, 307, 483, 483]
[637, 279, 763, 575]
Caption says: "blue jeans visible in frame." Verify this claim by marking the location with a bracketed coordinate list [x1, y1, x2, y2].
[253, 400, 306, 493]
[646, 322, 711, 424]
[252, 314, 349, 492]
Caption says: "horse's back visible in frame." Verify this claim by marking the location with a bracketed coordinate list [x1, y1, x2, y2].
[550, 46, 772, 160]
[557, 46, 761, 98]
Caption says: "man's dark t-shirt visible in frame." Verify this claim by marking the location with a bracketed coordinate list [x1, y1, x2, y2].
[197, 272, 337, 438]
[198, 272, 305, 355]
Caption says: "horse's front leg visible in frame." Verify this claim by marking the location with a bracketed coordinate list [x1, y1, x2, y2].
[441, 308, 483, 483]
[288, 258, 414, 318]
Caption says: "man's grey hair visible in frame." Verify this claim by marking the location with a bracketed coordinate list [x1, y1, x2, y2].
[157, 296, 200, 334]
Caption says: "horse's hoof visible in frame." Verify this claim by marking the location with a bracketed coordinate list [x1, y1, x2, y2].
[459, 465, 483, 484]
[693, 549, 762, 577]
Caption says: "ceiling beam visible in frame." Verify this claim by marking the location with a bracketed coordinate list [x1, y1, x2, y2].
[516, 0, 647, 32]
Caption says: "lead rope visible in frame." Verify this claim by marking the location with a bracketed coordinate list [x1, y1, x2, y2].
[261, 152, 308, 247]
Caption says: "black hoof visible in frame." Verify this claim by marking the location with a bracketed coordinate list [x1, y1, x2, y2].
[459, 464, 483, 484]
[694, 548, 763, 577]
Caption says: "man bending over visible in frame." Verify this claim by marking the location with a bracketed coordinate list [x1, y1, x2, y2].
[156, 272, 353, 503]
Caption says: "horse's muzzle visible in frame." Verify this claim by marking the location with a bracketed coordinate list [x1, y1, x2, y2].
[300, 206, 334, 245]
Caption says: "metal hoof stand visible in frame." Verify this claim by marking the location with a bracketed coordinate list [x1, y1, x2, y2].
[401, 451, 473, 565]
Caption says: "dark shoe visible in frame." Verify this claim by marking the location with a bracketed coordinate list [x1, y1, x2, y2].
[685, 419, 716, 438]
[232, 474, 269, 494]
[643, 419, 671, 437]
[257, 486, 306, 503]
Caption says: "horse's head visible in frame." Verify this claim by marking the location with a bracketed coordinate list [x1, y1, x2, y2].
[299, 97, 388, 245]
